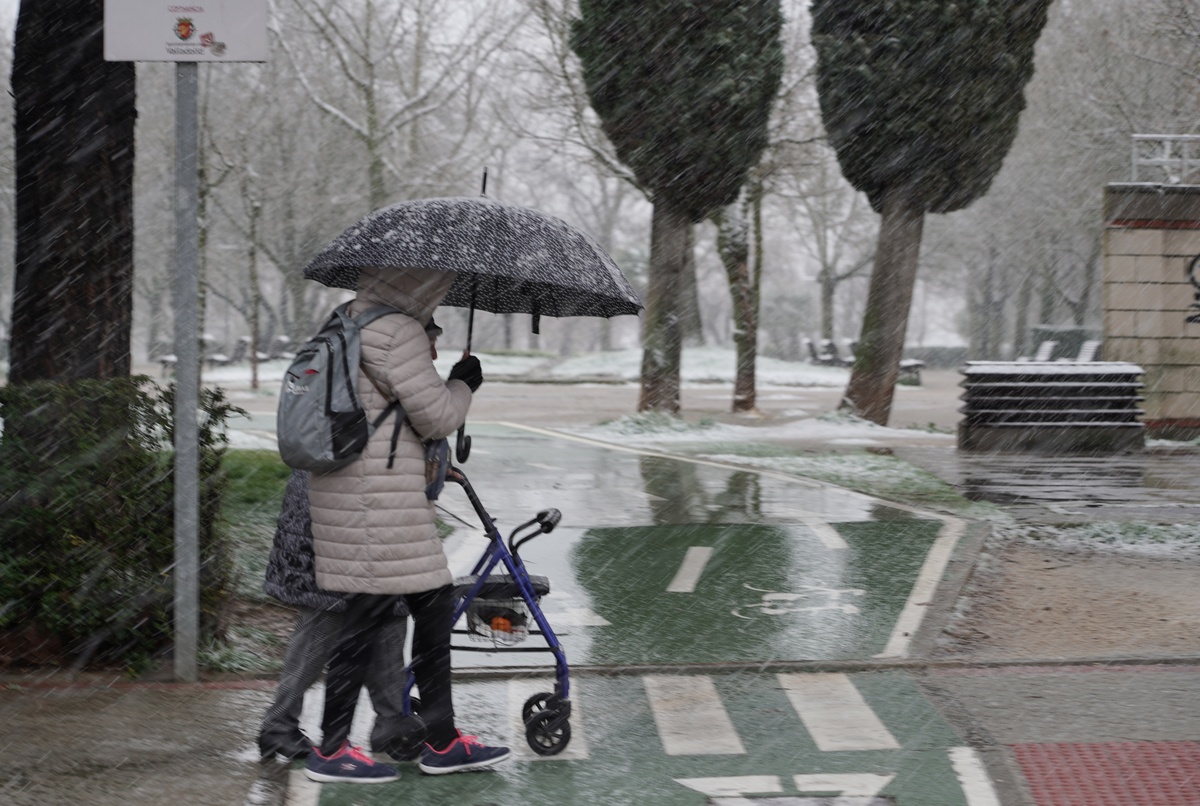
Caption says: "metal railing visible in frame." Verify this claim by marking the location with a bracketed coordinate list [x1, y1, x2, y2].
[1132, 134, 1200, 184]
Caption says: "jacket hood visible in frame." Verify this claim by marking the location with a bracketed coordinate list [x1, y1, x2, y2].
[356, 265, 457, 325]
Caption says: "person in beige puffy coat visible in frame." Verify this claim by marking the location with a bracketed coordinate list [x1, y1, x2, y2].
[304, 266, 509, 784]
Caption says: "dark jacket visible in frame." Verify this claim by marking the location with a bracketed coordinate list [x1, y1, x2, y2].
[264, 470, 408, 616]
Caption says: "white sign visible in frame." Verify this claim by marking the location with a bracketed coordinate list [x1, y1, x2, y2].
[104, 1, 268, 62]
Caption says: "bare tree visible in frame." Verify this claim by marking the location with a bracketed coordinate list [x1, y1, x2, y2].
[781, 147, 876, 346]
[270, 0, 519, 210]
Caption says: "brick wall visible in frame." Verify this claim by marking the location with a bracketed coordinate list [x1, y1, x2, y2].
[1103, 184, 1200, 437]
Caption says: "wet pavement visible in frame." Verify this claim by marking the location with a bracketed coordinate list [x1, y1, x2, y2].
[4, 390, 1199, 805]
[897, 445, 1200, 525]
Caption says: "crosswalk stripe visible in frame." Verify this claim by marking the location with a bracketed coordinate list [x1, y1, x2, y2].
[948, 747, 1002, 806]
[778, 672, 900, 751]
[506, 679, 590, 761]
[676, 775, 783, 797]
[285, 769, 320, 806]
[644, 675, 746, 756]
[793, 773, 896, 796]
[666, 546, 713, 592]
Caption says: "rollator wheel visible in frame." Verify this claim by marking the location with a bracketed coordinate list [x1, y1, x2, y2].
[525, 708, 571, 756]
[376, 698, 427, 762]
[521, 691, 558, 724]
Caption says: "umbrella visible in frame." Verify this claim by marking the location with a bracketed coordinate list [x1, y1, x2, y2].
[304, 195, 642, 328]
[303, 194, 643, 460]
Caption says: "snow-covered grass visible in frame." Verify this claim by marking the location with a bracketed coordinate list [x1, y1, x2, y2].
[581, 409, 953, 449]
[700, 450, 976, 508]
[576, 410, 975, 511]
[1009, 521, 1200, 559]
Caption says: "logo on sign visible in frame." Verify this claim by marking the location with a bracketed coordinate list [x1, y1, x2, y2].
[174, 18, 195, 41]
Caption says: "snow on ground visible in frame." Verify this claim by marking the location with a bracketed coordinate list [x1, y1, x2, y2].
[545, 346, 851, 386]
[202, 346, 849, 388]
[999, 520, 1200, 560]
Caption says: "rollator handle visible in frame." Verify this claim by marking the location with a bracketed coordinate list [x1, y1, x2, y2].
[536, 509, 562, 533]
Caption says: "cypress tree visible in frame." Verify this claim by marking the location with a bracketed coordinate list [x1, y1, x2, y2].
[812, 0, 1051, 423]
[9, 0, 136, 382]
[572, 0, 783, 413]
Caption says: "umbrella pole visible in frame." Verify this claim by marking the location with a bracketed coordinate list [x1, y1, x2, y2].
[456, 300, 476, 463]
[466, 302, 475, 353]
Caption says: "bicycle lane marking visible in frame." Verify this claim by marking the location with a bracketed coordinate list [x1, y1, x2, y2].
[665, 546, 714, 593]
[491, 420, 964, 661]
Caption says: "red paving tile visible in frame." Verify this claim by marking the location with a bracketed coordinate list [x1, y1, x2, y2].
[1012, 741, 1200, 806]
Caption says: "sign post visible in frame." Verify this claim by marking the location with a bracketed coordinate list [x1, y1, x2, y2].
[105, 1, 267, 682]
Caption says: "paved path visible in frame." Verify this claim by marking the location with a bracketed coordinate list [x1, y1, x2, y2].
[6, 370, 1198, 806]
[265, 423, 986, 806]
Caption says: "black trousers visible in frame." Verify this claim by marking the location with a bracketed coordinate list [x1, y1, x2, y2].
[319, 585, 457, 755]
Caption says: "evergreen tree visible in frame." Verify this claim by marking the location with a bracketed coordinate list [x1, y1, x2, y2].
[812, 0, 1051, 423]
[572, 0, 783, 413]
[9, 0, 136, 382]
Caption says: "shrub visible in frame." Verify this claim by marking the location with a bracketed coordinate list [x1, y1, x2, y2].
[0, 377, 242, 671]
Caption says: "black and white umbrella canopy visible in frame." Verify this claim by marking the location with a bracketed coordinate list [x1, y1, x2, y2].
[304, 196, 642, 319]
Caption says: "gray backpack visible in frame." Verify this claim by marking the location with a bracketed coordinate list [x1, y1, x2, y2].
[277, 302, 405, 473]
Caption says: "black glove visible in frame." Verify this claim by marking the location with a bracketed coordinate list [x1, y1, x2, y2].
[449, 355, 483, 392]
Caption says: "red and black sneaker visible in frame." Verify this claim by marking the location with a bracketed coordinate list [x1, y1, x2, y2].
[304, 743, 400, 784]
[418, 730, 511, 775]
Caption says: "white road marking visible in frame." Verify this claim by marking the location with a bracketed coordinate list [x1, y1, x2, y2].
[285, 769, 320, 806]
[666, 546, 713, 593]
[616, 487, 668, 502]
[875, 516, 966, 658]
[550, 604, 611, 627]
[793, 773, 896, 796]
[791, 520, 848, 550]
[676, 775, 783, 797]
[778, 672, 900, 751]
[949, 746, 1003, 806]
[507, 679, 590, 760]
[644, 675, 746, 756]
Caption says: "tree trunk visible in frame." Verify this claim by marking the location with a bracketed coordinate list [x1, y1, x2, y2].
[248, 200, 262, 391]
[1038, 261, 1055, 326]
[639, 199, 690, 414]
[712, 202, 755, 412]
[747, 177, 764, 410]
[842, 188, 925, 425]
[9, 1, 136, 383]
[1076, 240, 1100, 327]
[819, 267, 836, 342]
[1013, 269, 1032, 359]
[678, 222, 704, 347]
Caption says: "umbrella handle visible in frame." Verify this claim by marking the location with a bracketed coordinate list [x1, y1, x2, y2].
[456, 425, 472, 463]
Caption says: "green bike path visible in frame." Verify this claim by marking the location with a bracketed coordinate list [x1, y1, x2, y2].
[295, 424, 992, 805]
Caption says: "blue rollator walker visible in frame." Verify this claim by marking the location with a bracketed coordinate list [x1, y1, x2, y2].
[381, 463, 573, 759]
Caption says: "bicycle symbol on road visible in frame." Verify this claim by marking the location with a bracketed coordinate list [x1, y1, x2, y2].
[731, 583, 866, 619]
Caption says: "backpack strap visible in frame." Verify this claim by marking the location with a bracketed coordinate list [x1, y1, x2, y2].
[370, 401, 404, 470]
[354, 304, 414, 471]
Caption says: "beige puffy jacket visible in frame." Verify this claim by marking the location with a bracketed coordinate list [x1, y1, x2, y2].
[309, 266, 472, 595]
